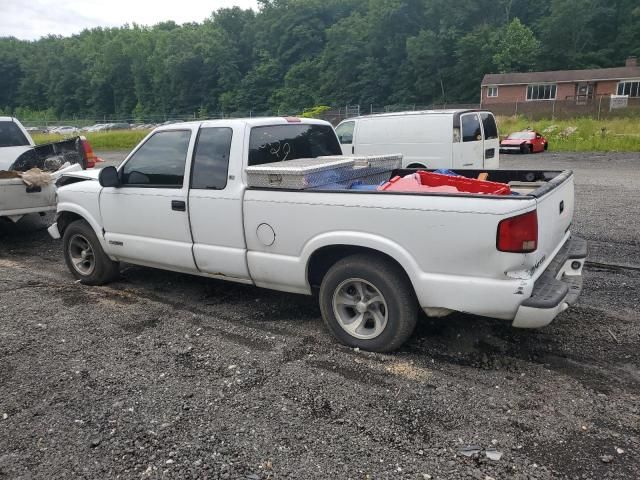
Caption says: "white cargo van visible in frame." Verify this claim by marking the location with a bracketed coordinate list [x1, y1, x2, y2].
[335, 110, 500, 170]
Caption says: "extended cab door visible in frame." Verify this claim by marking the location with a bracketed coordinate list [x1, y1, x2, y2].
[187, 125, 250, 282]
[452, 113, 484, 169]
[100, 129, 197, 272]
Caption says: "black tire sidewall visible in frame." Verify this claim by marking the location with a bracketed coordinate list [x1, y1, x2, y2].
[62, 220, 117, 285]
[319, 255, 417, 352]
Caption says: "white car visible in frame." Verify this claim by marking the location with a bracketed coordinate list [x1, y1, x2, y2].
[55, 126, 79, 135]
[335, 110, 500, 170]
[48, 117, 586, 352]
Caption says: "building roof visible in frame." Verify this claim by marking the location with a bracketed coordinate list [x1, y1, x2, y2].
[482, 66, 640, 86]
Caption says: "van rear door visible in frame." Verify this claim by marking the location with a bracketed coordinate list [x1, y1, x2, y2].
[452, 113, 483, 169]
[480, 112, 499, 168]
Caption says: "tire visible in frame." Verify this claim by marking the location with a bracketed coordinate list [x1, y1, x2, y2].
[406, 163, 427, 169]
[544, 142, 549, 151]
[521, 143, 531, 154]
[319, 253, 418, 352]
[62, 219, 120, 285]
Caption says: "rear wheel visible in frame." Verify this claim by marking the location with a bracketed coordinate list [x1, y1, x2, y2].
[63, 219, 120, 285]
[319, 254, 418, 352]
[521, 143, 531, 154]
[544, 142, 549, 151]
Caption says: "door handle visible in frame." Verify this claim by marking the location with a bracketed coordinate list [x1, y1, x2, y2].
[171, 200, 186, 211]
[351, 145, 355, 154]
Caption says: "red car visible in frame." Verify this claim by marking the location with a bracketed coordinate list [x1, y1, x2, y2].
[500, 130, 548, 154]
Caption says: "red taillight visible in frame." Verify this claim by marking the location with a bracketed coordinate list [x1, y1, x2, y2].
[497, 210, 538, 253]
[80, 136, 97, 168]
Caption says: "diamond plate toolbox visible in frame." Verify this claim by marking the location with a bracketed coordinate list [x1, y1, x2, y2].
[246, 157, 356, 189]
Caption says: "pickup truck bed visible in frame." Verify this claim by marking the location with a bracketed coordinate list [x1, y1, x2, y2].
[48, 117, 586, 352]
[0, 118, 88, 222]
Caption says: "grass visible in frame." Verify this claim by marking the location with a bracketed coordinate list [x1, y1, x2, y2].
[496, 116, 640, 152]
[32, 130, 150, 150]
[31, 116, 640, 152]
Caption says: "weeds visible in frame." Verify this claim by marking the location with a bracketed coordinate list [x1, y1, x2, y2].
[496, 116, 640, 152]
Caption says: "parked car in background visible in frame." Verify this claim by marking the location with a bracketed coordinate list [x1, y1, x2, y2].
[53, 126, 80, 135]
[335, 110, 500, 170]
[500, 130, 548, 154]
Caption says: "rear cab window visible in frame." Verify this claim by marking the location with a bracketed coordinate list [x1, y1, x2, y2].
[248, 124, 341, 166]
[0, 121, 30, 147]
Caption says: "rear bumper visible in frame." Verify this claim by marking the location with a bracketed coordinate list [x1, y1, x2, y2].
[500, 145, 522, 153]
[512, 236, 587, 328]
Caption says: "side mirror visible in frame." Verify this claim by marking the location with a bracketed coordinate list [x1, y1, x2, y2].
[99, 166, 120, 188]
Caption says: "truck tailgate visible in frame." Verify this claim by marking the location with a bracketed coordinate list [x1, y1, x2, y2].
[534, 172, 575, 270]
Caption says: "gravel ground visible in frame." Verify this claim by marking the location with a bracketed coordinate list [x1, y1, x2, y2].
[0, 151, 638, 479]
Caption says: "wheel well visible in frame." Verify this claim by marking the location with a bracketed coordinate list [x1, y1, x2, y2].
[406, 163, 427, 169]
[56, 211, 84, 235]
[307, 245, 411, 290]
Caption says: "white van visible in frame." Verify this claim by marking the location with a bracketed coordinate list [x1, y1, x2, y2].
[335, 110, 500, 169]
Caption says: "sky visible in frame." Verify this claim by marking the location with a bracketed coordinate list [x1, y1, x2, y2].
[0, 0, 260, 40]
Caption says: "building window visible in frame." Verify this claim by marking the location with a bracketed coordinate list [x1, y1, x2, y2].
[617, 80, 640, 97]
[526, 84, 557, 101]
[487, 86, 498, 98]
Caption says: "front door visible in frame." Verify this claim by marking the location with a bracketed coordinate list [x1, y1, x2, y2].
[100, 129, 197, 272]
[335, 120, 356, 155]
[187, 125, 250, 282]
[452, 113, 483, 169]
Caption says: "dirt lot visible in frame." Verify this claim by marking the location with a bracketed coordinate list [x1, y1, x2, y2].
[1, 152, 638, 479]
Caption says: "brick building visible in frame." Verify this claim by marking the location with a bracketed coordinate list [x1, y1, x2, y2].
[481, 57, 640, 106]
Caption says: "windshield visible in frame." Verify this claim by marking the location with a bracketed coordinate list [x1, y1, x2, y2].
[507, 132, 535, 140]
[0, 121, 30, 147]
[248, 124, 341, 166]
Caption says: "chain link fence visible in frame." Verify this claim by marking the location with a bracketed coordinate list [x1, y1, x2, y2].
[14, 96, 640, 131]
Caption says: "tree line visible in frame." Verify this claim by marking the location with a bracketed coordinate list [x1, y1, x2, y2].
[0, 0, 638, 119]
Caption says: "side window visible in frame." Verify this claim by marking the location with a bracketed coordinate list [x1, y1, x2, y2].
[122, 130, 191, 187]
[480, 113, 498, 140]
[335, 121, 355, 144]
[191, 127, 233, 190]
[461, 114, 482, 142]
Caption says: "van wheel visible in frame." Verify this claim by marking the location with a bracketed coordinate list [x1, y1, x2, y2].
[406, 163, 427, 169]
[63, 219, 120, 285]
[319, 254, 418, 352]
[521, 144, 531, 154]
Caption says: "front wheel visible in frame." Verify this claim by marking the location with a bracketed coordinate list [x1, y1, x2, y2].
[319, 254, 418, 352]
[521, 143, 531, 154]
[62, 219, 120, 285]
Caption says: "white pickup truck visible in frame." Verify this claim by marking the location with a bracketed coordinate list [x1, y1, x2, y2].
[0, 117, 90, 222]
[48, 117, 586, 352]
